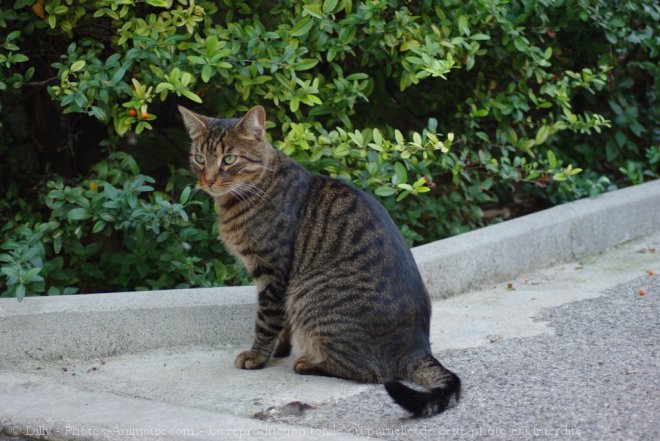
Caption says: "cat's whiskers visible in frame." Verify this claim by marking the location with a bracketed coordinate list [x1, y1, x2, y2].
[238, 182, 269, 200]
[229, 185, 253, 207]
[232, 182, 271, 207]
[240, 184, 271, 205]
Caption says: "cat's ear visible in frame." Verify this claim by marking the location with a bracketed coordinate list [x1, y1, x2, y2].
[178, 106, 213, 139]
[236, 105, 266, 141]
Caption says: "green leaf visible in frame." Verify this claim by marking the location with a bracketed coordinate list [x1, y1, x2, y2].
[303, 4, 324, 19]
[342, 0, 352, 13]
[305, 94, 322, 105]
[535, 125, 550, 145]
[326, 47, 337, 62]
[348, 130, 363, 146]
[53, 236, 62, 254]
[290, 18, 314, 37]
[145, 0, 169, 6]
[155, 82, 174, 93]
[67, 208, 91, 221]
[92, 220, 106, 233]
[90, 106, 107, 121]
[466, 55, 475, 70]
[187, 55, 206, 65]
[70, 60, 86, 73]
[182, 90, 202, 103]
[110, 66, 127, 85]
[214, 259, 227, 281]
[372, 128, 383, 145]
[23, 267, 43, 283]
[11, 54, 29, 63]
[608, 100, 623, 115]
[14, 0, 34, 9]
[517, 139, 535, 154]
[180, 186, 191, 204]
[105, 53, 121, 68]
[1, 266, 18, 279]
[293, 59, 319, 71]
[201, 64, 213, 83]
[394, 162, 408, 185]
[374, 186, 396, 197]
[514, 37, 528, 52]
[74, 93, 87, 108]
[289, 96, 300, 112]
[471, 33, 490, 41]
[323, 0, 339, 13]
[547, 150, 558, 169]
[458, 15, 470, 36]
[615, 131, 627, 147]
[394, 129, 404, 145]
[16, 284, 26, 302]
[396, 190, 411, 202]
[400, 40, 420, 51]
[345, 73, 369, 81]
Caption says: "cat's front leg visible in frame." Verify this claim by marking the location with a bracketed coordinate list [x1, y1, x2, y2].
[272, 323, 292, 358]
[235, 282, 286, 370]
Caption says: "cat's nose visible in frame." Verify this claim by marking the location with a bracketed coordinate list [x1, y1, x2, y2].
[203, 176, 217, 186]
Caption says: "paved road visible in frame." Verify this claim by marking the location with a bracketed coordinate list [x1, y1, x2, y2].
[262, 275, 659, 440]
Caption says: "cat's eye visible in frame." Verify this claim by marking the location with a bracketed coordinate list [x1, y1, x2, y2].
[223, 154, 237, 165]
[193, 154, 206, 164]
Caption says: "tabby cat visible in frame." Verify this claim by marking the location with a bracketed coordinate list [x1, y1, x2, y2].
[179, 105, 461, 416]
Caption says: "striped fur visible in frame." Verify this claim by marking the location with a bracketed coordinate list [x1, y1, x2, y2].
[179, 105, 461, 416]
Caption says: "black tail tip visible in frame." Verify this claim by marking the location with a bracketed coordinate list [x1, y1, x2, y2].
[385, 377, 461, 417]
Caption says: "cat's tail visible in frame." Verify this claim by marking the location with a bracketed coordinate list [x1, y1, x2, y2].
[384, 353, 461, 417]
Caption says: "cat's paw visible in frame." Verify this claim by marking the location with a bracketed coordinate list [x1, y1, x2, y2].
[235, 351, 268, 369]
[293, 356, 328, 376]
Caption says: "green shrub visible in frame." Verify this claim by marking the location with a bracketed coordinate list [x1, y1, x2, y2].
[1, 153, 248, 301]
[1, 0, 657, 299]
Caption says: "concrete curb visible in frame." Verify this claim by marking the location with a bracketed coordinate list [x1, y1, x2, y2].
[414, 179, 660, 298]
[1, 180, 659, 367]
[0, 287, 256, 368]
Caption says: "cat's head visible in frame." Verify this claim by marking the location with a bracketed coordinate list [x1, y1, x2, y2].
[178, 105, 273, 198]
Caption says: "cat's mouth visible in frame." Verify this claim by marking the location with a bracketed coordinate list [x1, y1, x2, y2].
[204, 188, 231, 198]
[200, 181, 232, 198]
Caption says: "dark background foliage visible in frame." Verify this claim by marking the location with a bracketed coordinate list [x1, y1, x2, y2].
[1, 0, 658, 300]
